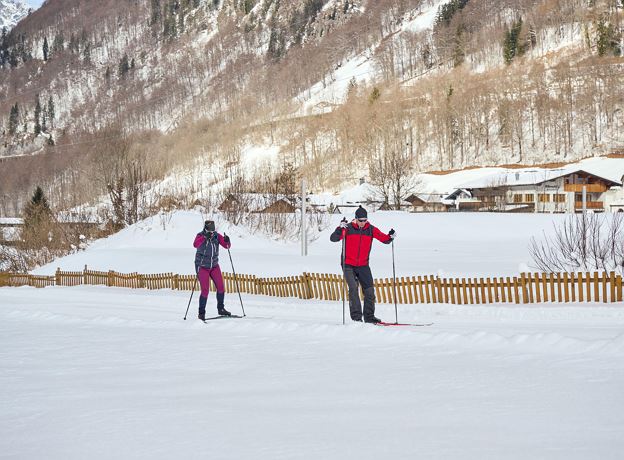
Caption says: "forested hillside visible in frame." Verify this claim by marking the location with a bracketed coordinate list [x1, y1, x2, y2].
[0, 0, 623, 217]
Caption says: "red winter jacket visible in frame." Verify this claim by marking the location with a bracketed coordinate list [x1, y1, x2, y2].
[330, 221, 391, 267]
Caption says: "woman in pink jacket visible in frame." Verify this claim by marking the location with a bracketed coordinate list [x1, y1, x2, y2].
[193, 220, 231, 320]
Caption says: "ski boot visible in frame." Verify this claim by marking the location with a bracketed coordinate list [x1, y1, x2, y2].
[364, 316, 382, 324]
[217, 306, 232, 317]
[216, 292, 231, 316]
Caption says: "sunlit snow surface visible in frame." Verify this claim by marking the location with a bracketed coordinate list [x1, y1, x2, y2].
[1, 286, 623, 459]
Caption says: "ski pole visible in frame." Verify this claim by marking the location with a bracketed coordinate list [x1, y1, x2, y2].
[341, 229, 346, 325]
[226, 236, 246, 317]
[183, 271, 198, 320]
[391, 238, 398, 324]
[339, 217, 348, 325]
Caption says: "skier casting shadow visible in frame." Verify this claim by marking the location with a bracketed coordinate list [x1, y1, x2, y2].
[330, 205, 395, 323]
[193, 220, 232, 320]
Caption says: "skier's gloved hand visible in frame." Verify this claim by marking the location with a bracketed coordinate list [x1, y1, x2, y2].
[223, 234, 230, 244]
[389, 229, 396, 239]
[339, 218, 348, 229]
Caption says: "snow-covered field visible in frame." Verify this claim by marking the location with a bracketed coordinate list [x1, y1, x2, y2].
[1, 286, 623, 459]
[33, 210, 576, 278]
[4, 208, 624, 459]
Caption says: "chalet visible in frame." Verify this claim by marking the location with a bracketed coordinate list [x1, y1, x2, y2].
[448, 169, 623, 213]
[404, 194, 448, 212]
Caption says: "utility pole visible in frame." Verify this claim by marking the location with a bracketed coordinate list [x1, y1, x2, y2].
[301, 178, 307, 256]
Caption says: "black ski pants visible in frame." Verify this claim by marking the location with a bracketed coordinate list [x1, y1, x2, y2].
[344, 264, 376, 321]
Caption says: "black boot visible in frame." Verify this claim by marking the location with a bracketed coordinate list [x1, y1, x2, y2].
[216, 292, 231, 316]
[364, 316, 382, 324]
[198, 296, 207, 321]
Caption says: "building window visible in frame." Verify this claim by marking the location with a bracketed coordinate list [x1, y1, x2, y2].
[554, 194, 565, 203]
[513, 194, 523, 203]
[525, 194, 534, 203]
[538, 194, 550, 203]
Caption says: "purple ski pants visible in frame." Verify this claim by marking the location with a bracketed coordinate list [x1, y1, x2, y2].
[197, 265, 225, 297]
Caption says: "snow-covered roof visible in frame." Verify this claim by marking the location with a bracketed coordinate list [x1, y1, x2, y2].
[458, 167, 622, 190]
[406, 193, 446, 204]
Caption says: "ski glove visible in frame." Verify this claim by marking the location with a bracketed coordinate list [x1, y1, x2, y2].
[223, 234, 230, 244]
[339, 218, 348, 229]
[389, 229, 396, 239]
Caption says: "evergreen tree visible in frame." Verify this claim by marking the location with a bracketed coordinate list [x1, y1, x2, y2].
[503, 18, 524, 64]
[83, 42, 91, 65]
[69, 32, 78, 53]
[0, 28, 7, 66]
[150, 0, 162, 26]
[178, 10, 185, 33]
[8, 103, 19, 135]
[452, 25, 466, 67]
[118, 54, 130, 79]
[9, 48, 18, 68]
[369, 87, 381, 104]
[243, 0, 255, 14]
[267, 26, 285, 60]
[52, 32, 64, 54]
[22, 186, 53, 247]
[43, 37, 49, 61]
[435, 0, 469, 28]
[47, 96, 56, 127]
[596, 18, 620, 56]
[34, 96, 42, 135]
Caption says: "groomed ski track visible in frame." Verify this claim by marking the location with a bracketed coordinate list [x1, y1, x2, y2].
[2, 285, 624, 460]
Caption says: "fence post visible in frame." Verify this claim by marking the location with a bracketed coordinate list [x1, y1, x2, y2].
[107, 270, 114, 287]
[302, 272, 313, 299]
[55, 267, 61, 286]
[520, 273, 528, 304]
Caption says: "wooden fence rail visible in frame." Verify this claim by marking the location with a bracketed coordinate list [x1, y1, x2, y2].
[0, 268, 622, 305]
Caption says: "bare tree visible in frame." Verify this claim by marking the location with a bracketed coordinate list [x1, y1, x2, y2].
[530, 213, 624, 274]
[369, 145, 420, 210]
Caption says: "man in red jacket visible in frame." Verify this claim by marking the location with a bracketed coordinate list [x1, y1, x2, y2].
[330, 205, 395, 323]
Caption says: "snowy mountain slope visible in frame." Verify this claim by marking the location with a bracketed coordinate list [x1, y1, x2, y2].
[0, 0, 29, 30]
[1, 0, 623, 222]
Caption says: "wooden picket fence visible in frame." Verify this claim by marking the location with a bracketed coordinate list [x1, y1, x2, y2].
[0, 268, 622, 305]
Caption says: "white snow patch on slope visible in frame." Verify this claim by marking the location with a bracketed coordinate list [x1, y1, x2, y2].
[402, 0, 448, 34]
[294, 51, 375, 115]
[0, 0, 29, 30]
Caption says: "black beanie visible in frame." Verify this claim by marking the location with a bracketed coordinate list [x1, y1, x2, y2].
[355, 206, 367, 219]
[204, 220, 215, 232]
